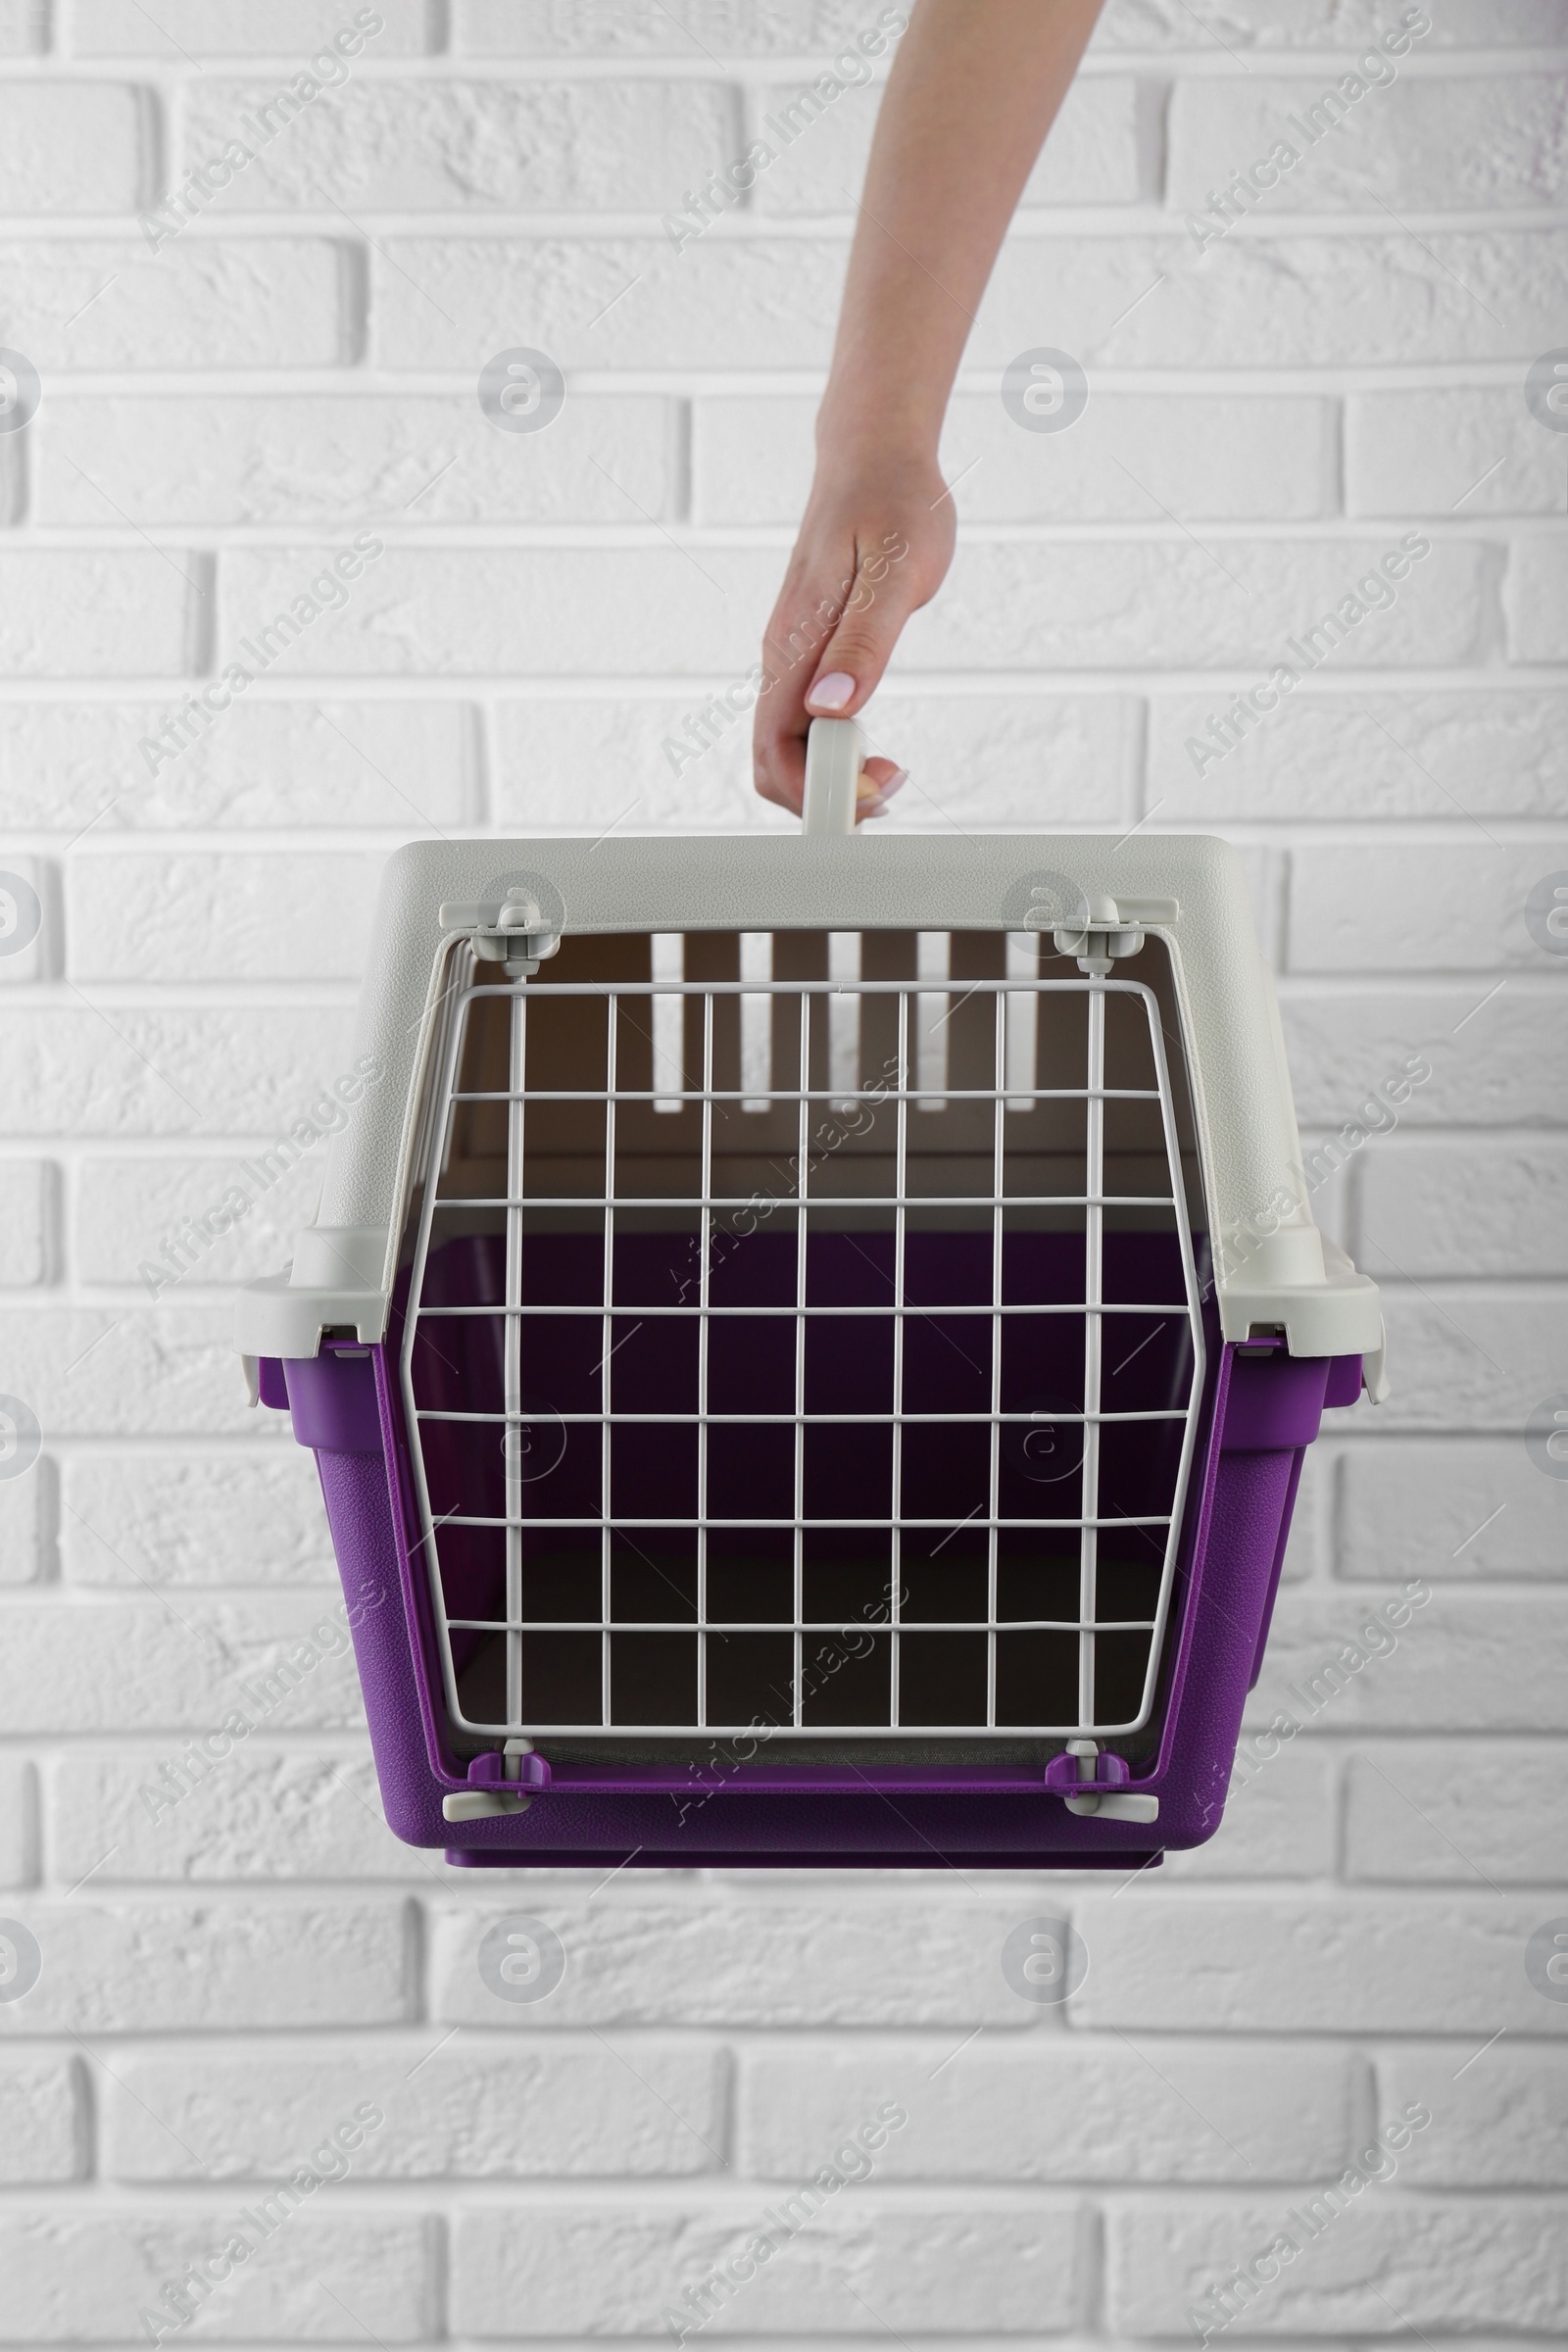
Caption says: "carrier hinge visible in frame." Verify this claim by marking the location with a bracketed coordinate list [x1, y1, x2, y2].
[441, 1738, 552, 1822]
[1050, 894, 1176, 978]
[1047, 1738, 1160, 1823]
[439, 898, 563, 977]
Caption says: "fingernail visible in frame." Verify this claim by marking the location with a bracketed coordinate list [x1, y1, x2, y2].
[878, 767, 908, 803]
[807, 671, 856, 712]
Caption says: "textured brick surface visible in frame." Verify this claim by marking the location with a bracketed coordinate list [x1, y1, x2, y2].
[61, 1451, 336, 1587]
[0, 1898, 410, 2031]
[1375, 2046, 1568, 2185]
[0, 238, 345, 369]
[0, 1160, 51, 1286]
[1344, 1741, 1564, 1885]
[1107, 2197, 1568, 2335]
[1151, 690, 1568, 820]
[0, 699, 475, 831]
[184, 75, 737, 211]
[0, 1590, 371, 1733]
[1348, 388, 1568, 518]
[431, 1899, 1041, 2029]
[0, 1758, 37, 1888]
[453, 2198, 1083, 2335]
[695, 390, 1333, 524]
[1073, 1892, 1568, 2034]
[0, 81, 144, 213]
[34, 394, 676, 527]
[73, 0, 430, 53]
[68, 849, 383, 981]
[0, 555, 193, 677]
[105, 2040, 729, 2176]
[1169, 74, 1568, 213]
[738, 2040, 1356, 2180]
[1333, 1438, 1568, 1582]
[0, 2207, 434, 2340]
[0, 2054, 82, 2180]
[1, 20, 1564, 2345]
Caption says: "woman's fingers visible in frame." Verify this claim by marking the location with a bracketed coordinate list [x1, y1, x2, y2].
[753, 473, 954, 821]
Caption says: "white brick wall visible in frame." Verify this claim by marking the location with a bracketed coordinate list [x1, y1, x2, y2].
[0, 4, 1563, 2343]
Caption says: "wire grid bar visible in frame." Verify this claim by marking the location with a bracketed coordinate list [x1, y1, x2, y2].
[399, 950, 1207, 1745]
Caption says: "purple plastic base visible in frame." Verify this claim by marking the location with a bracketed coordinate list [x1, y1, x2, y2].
[268, 1271, 1360, 1868]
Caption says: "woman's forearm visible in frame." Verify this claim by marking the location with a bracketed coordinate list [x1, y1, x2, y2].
[818, 0, 1105, 463]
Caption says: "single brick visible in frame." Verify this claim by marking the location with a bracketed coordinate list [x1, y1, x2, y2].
[1106, 2194, 1568, 2336]
[62, 1451, 336, 1589]
[0, 2055, 83, 2182]
[0, 554, 192, 678]
[183, 75, 736, 210]
[1149, 690, 1568, 821]
[1345, 1741, 1565, 1884]
[68, 850, 382, 982]
[0, 2207, 432, 2338]
[105, 2037, 728, 2177]
[452, 2197, 1083, 2334]
[1099, 0, 1568, 41]
[1246, 1591, 1568, 1734]
[0, 1757, 37, 1886]
[1, 238, 345, 369]
[35, 392, 674, 526]
[73, 0, 428, 51]
[1334, 1437, 1568, 1583]
[0, 1897, 410, 2031]
[454, 1, 906, 54]
[1170, 74, 1568, 214]
[1280, 985, 1566, 1128]
[1289, 844, 1565, 972]
[1, 1303, 267, 1436]
[0, 1161, 51, 1285]
[1376, 2046, 1568, 2184]
[75, 1151, 326, 1289]
[1505, 533, 1568, 662]
[737, 2038, 1355, 2181]
[0, 81, 144, 213]
[0, 1469, 46, 1589]
[48, 1750, 414, 1886]
[431, 1897, 1054, 2028]
[1362, 1292, 1563, 1435]
[0, 1005, 362, 1138]
[0, 1590, 370, 1733]
[1355, 1140, 1568, 1276]
[1074, 1890, 1568, 2034]
[1348, 387, 1568, 516]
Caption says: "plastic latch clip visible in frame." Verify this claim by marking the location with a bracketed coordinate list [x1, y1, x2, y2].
[440, 1738, 550, 1822]
[1046, 1739, 1160, 1824]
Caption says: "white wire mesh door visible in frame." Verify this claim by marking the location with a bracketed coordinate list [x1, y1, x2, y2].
[399, 928, 1206, 1749]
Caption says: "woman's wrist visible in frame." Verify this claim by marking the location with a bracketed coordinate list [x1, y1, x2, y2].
[812, 384, 947, 475]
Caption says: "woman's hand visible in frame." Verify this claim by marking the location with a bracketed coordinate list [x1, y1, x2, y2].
[753, 443, 956, 822]
[749, 0, 1103, 826]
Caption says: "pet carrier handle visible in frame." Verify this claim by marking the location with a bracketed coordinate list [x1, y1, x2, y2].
[802, 715, 865, 836]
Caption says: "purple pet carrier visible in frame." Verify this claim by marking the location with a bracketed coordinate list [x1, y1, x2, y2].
[236, 719, 1384, 1870]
